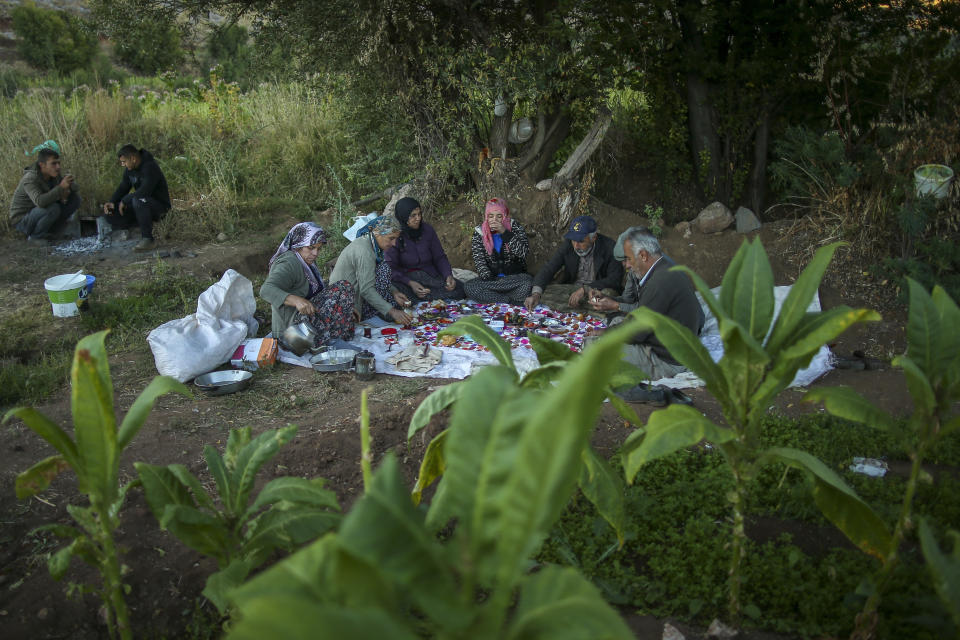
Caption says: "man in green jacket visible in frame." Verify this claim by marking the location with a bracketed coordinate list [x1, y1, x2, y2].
[9, 145, 81, 246]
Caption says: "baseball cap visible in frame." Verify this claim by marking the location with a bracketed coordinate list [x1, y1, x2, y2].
[564, 215, 597, 241]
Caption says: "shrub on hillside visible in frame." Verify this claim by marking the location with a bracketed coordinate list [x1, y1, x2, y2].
[112, 18, 184, 75]
[204, 24, 254, 87]
[11, 4, 98, 74]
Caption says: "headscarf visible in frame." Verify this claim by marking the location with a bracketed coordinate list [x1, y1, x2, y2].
[269, 222, 329, 297]
[394, 197, 423, 243]
[356, 215, 400, 263]
[26, 140, 60, 157]
[480, 197, 512, 255]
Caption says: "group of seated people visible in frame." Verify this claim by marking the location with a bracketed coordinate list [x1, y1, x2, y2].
[261, 196, 705, 403]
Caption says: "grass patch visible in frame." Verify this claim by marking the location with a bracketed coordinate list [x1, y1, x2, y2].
[541, 413, 960, 637]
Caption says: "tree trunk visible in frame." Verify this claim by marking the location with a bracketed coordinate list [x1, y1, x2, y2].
[527, 110, 572, 180]
[685, 72, 722, 201]
[746, 109, 770, 216]
[489, 101, 514, 159]
[550, 109, 612, 231]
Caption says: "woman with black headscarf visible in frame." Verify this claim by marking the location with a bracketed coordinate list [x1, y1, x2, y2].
[385, 197, 465, 301]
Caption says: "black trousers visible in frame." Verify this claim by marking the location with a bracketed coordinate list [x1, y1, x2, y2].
[108, 194, 168, 240]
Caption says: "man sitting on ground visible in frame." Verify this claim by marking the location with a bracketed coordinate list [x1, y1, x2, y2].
[524, 215, 623, 311]
[9, 141, 81, 246]
[100, 145, 171, 251]
[589, 227, 704, 403]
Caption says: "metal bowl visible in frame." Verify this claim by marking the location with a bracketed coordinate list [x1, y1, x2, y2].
[282, 321, 318, 356]
[310, 348, 360, 372]
[194, 370, 254, 396]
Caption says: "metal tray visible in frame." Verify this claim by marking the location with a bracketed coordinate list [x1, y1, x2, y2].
[310, 348, 360, 372]
[194, 370, 254, 396]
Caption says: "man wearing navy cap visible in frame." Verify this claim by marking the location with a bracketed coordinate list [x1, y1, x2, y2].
[524, 215, 623, 311]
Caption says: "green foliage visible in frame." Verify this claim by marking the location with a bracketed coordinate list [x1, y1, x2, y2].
[226, 319, 645, 638]
[3, 331, 191, 640]
[204, 24, 254, 87]
[769, 127, 860, 200]
[135, 425, 341, 613]
[918, 519, 960, 633]
[643, 204, 665, 237]
[621, 238, 884, 623]
[112, 17, 184, 75]
[11, 4, 98, 73]
[805, 278, 960, 633]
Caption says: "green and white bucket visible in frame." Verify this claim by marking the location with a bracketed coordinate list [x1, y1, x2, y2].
[914, 164, 954, 199]
[44, 273, 87, 317]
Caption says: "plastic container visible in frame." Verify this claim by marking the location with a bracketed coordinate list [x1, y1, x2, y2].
[44, 272, 87, 317]
[914, 164, 954, 199]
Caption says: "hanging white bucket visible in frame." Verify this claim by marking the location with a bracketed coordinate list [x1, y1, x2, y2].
[914, 164, 954, 199]
[44, 272, 87, 317]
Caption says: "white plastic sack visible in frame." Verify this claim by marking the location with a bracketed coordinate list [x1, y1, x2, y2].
[343, 212, 379, 241]
[148, 269, 259, 382]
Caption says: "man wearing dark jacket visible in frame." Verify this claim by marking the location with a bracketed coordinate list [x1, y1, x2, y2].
[100, 145, 171, 251]
[524, 215, 624, 310]
[9, 145, 81, 245]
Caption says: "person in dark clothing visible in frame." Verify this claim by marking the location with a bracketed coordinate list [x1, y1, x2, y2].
[9, 142, 81, 246]
[524, 214, 624, 311]
[100, 145, 171, 251]
[385, 197, 465, 301]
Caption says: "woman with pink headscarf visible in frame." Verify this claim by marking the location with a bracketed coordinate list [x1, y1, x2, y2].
[463, 197, 533, 304]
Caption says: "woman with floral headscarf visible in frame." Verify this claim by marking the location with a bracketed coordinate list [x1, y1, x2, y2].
[385, 196, 465, 302]
[260, 222, 357, 346]
[330, 215, 414, 324]
[463, 198, 532, 304]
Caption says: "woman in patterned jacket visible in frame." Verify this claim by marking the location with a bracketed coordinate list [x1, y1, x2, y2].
[463, 197, 533, 304]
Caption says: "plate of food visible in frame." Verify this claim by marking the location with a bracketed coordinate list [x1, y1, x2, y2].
[542, 318, 562, 328]
[547, 326, 569, 335]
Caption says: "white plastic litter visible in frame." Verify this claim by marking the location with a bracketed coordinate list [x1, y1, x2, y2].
[849, 457, 888, 477]
[343, 213, 379, 241]
[147, 269, 259, 382]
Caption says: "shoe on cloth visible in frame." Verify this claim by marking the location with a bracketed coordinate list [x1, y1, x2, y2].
[616, 384, 669, 406]
[26, 235, 50, 246]
[667, 388, 694, 406]
[134, 238, 157, 252]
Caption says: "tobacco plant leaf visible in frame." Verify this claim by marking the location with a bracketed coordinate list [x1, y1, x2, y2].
[15, 455, 70, 499]
[905, 278, 939, 378]
[917, 518, 960, 629]
[528, 333, 575, 364]
[440, 315, 514, 371]
[160, 504, 232, 560]
[203, 558, 251, 615]
[718, 238, 775, 343]
[931, 285, 960, 391]
[780, 307, 881, 361]
[250, 477, 339, 512]
[243, 507, 341, 565]
[803, 386, 897, 432]
[623, 405, 735, 482]
[135, 462, 197, 523]
[760, 447, 893, 560]
[412, 428, 447, 505]
[519, 361, 567, 389]
[229, 598, 419, 640]
[579, 445, 626, 546]
[3, 407, 80, 473]
[70, 331, 118, 504]
[205, 444, 234, 517]
[407, 381, 463, 440]
[232, 425, 298, 514]
[505, 566, 633, 640]
[893, 354, 937, 416]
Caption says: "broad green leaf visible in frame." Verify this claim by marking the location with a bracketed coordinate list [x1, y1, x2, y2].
[671, 265, 725, 328]
[931, 286, 960, 390]
[70, 331, 118, 504]
[760, 447, 893, 560]
[15, 455, 70, 499]
[166, 464, 217, 511]
[608, 360, 649, 390]
[134, 462, 197, 523]
[528, 333, 575, 364]
[49, 539, 80, 580]
[803, 386, 897, 432]
[160, 504, 232, 561]
[917, 518, 960, 629]
[629, 307, 728, 400]
[203, 558, 251, 614]
[489, 318, 645, 593]
[32, 523, 84, 540]
[780, 307, 881, 361]
[506, 566, 633, 640]
[579, 446, 626, 546]
[250, 477, 340, 513]
[425, 365, 520, 531]
[905, 278, 939, 377]
[205, 445, 233, 514]
[118, 376, 191, 449]
[412, 429, 447, 505]
[719, 238, 775, 343]
[943, 416, 960, 439]
[244, 508, 342, 565]
[339, 454, 465, 631]
[3, 408, 79, 472]
[606, 391, 644, 426]
[717, 321, 770, 420]
[231, 425, 298, 514]
[225, 426, 253, 470]
[229, 599, 419, 640]
[109, 477, 139, 521]
[624, 405, 735, 482]
[67, 504, 100, 537]
[765, 242, 843, 356]
[440, 315, 514, 371]
[894, 355, 936, 415]
[519, 361, 567, 389]
[407, 382, 463, 440]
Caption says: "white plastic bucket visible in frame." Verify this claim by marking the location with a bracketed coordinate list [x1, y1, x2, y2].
[44, 273, 87, 317]
[914, 164, 954, 199]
